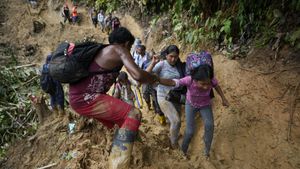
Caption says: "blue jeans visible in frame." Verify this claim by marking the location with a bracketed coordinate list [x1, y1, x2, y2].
[181, 102, 214, 156]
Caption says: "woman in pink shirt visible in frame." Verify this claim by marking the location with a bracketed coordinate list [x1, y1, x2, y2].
[159, 64, 229, 158]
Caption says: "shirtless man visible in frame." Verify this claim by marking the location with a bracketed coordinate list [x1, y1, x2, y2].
[69, 27, 158, 169]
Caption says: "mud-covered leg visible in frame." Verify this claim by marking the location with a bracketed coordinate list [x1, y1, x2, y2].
[109, 108, 141, 169]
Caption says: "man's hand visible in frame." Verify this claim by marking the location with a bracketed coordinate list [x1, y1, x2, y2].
[151, 55, 160, 65]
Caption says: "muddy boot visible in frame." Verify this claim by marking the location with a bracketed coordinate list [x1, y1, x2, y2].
[109, 128, 137, 169]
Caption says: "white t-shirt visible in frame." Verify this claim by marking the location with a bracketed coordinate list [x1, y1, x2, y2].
[98, 13, 105, 22]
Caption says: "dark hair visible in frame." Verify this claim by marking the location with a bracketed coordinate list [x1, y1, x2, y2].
[160, 45, 179, 58]
[108, 27, 135, 45]
[191, 65, 214, 81]
[137, 45, 146, 50]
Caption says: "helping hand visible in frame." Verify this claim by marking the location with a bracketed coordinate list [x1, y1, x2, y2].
[151, 55, 160, 65]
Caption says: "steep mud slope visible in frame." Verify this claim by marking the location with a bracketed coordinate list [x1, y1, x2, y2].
[1, 0, 300, 169]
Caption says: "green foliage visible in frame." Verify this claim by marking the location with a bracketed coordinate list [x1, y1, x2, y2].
[0, 65, 39, 158]
[150, 16, 160, 27]
[94, 0, 120, 13]
[285, 28, 300, 49]
[90, 0, 300, 53]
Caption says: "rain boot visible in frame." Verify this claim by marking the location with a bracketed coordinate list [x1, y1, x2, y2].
[109, 128, 137, 169]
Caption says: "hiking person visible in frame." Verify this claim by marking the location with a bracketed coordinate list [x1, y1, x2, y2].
[104, 13, 112, 34]
[62, 4, 71, 24]
[41, 54, 65, 116]
[132, 45, 150, 109]
[158, 60, 229, 158]
[68, 27, 159, 169]
[133, 45, 149, 68]
[112, 17, 121, 31]
[146, 45, 185, 148]
[136, 45, 152, 111]
[142, 51, 165, 122]
[113, 71, 135, 106]
[131, 38, 142, 55]
[97, 10, 105, 32]
[71, 5, 78, 24]
[90, 8, 98, 28]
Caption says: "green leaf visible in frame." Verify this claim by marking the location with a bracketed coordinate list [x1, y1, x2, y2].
[174, 22, 183, 32]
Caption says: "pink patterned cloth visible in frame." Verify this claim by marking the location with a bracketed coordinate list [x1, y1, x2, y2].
[69, 61, 134, 129]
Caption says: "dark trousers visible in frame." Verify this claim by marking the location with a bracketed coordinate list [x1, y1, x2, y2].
[50, 81, 64, 110]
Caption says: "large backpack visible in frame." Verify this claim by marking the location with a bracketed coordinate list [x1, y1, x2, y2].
[49, 41, 110, 84]
[186, 50, 214, 75]
[186, 50, 215, 98]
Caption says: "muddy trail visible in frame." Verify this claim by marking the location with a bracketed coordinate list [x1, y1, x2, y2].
[1, 0, 300, 169]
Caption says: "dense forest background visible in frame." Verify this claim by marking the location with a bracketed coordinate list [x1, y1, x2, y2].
[87, 0, 300, 55]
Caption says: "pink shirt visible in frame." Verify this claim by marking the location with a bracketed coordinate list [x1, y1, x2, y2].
[174, 76, 218, 108]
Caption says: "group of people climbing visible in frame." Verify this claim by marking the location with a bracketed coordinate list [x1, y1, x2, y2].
[42, 10, 229, 167]
[61, 3, 121, 34]
[90, 8, 121, 34]
[61, 3, 79, 24]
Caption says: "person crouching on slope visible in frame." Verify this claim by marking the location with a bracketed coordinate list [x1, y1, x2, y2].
[68, 27, 159, 169]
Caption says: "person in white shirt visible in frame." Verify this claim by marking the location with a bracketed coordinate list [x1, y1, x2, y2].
[97, 10, 105, 32]
[133, 45, 150, 68]
[131, 38, 142, 55]
[104, 13, 112, 34]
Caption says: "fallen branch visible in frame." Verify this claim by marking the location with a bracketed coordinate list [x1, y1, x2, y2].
[0, 106, 18, 111]
[4, 111, 26, 129]
[287, 82, 300, 141]
[36, 163, 58, 169]
[23, 75, 39, 86]
[7, 63, 36, 70]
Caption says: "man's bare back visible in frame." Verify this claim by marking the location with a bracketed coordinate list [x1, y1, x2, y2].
[95, 44, 158, 84]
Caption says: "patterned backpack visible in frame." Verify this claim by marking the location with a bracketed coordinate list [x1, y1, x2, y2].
[186, 50, 215, 98]
[186, 50, 214, 75]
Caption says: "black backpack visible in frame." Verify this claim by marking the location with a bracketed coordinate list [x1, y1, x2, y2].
[40, 63, 56, 95]
[49, 41, 112, 84]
